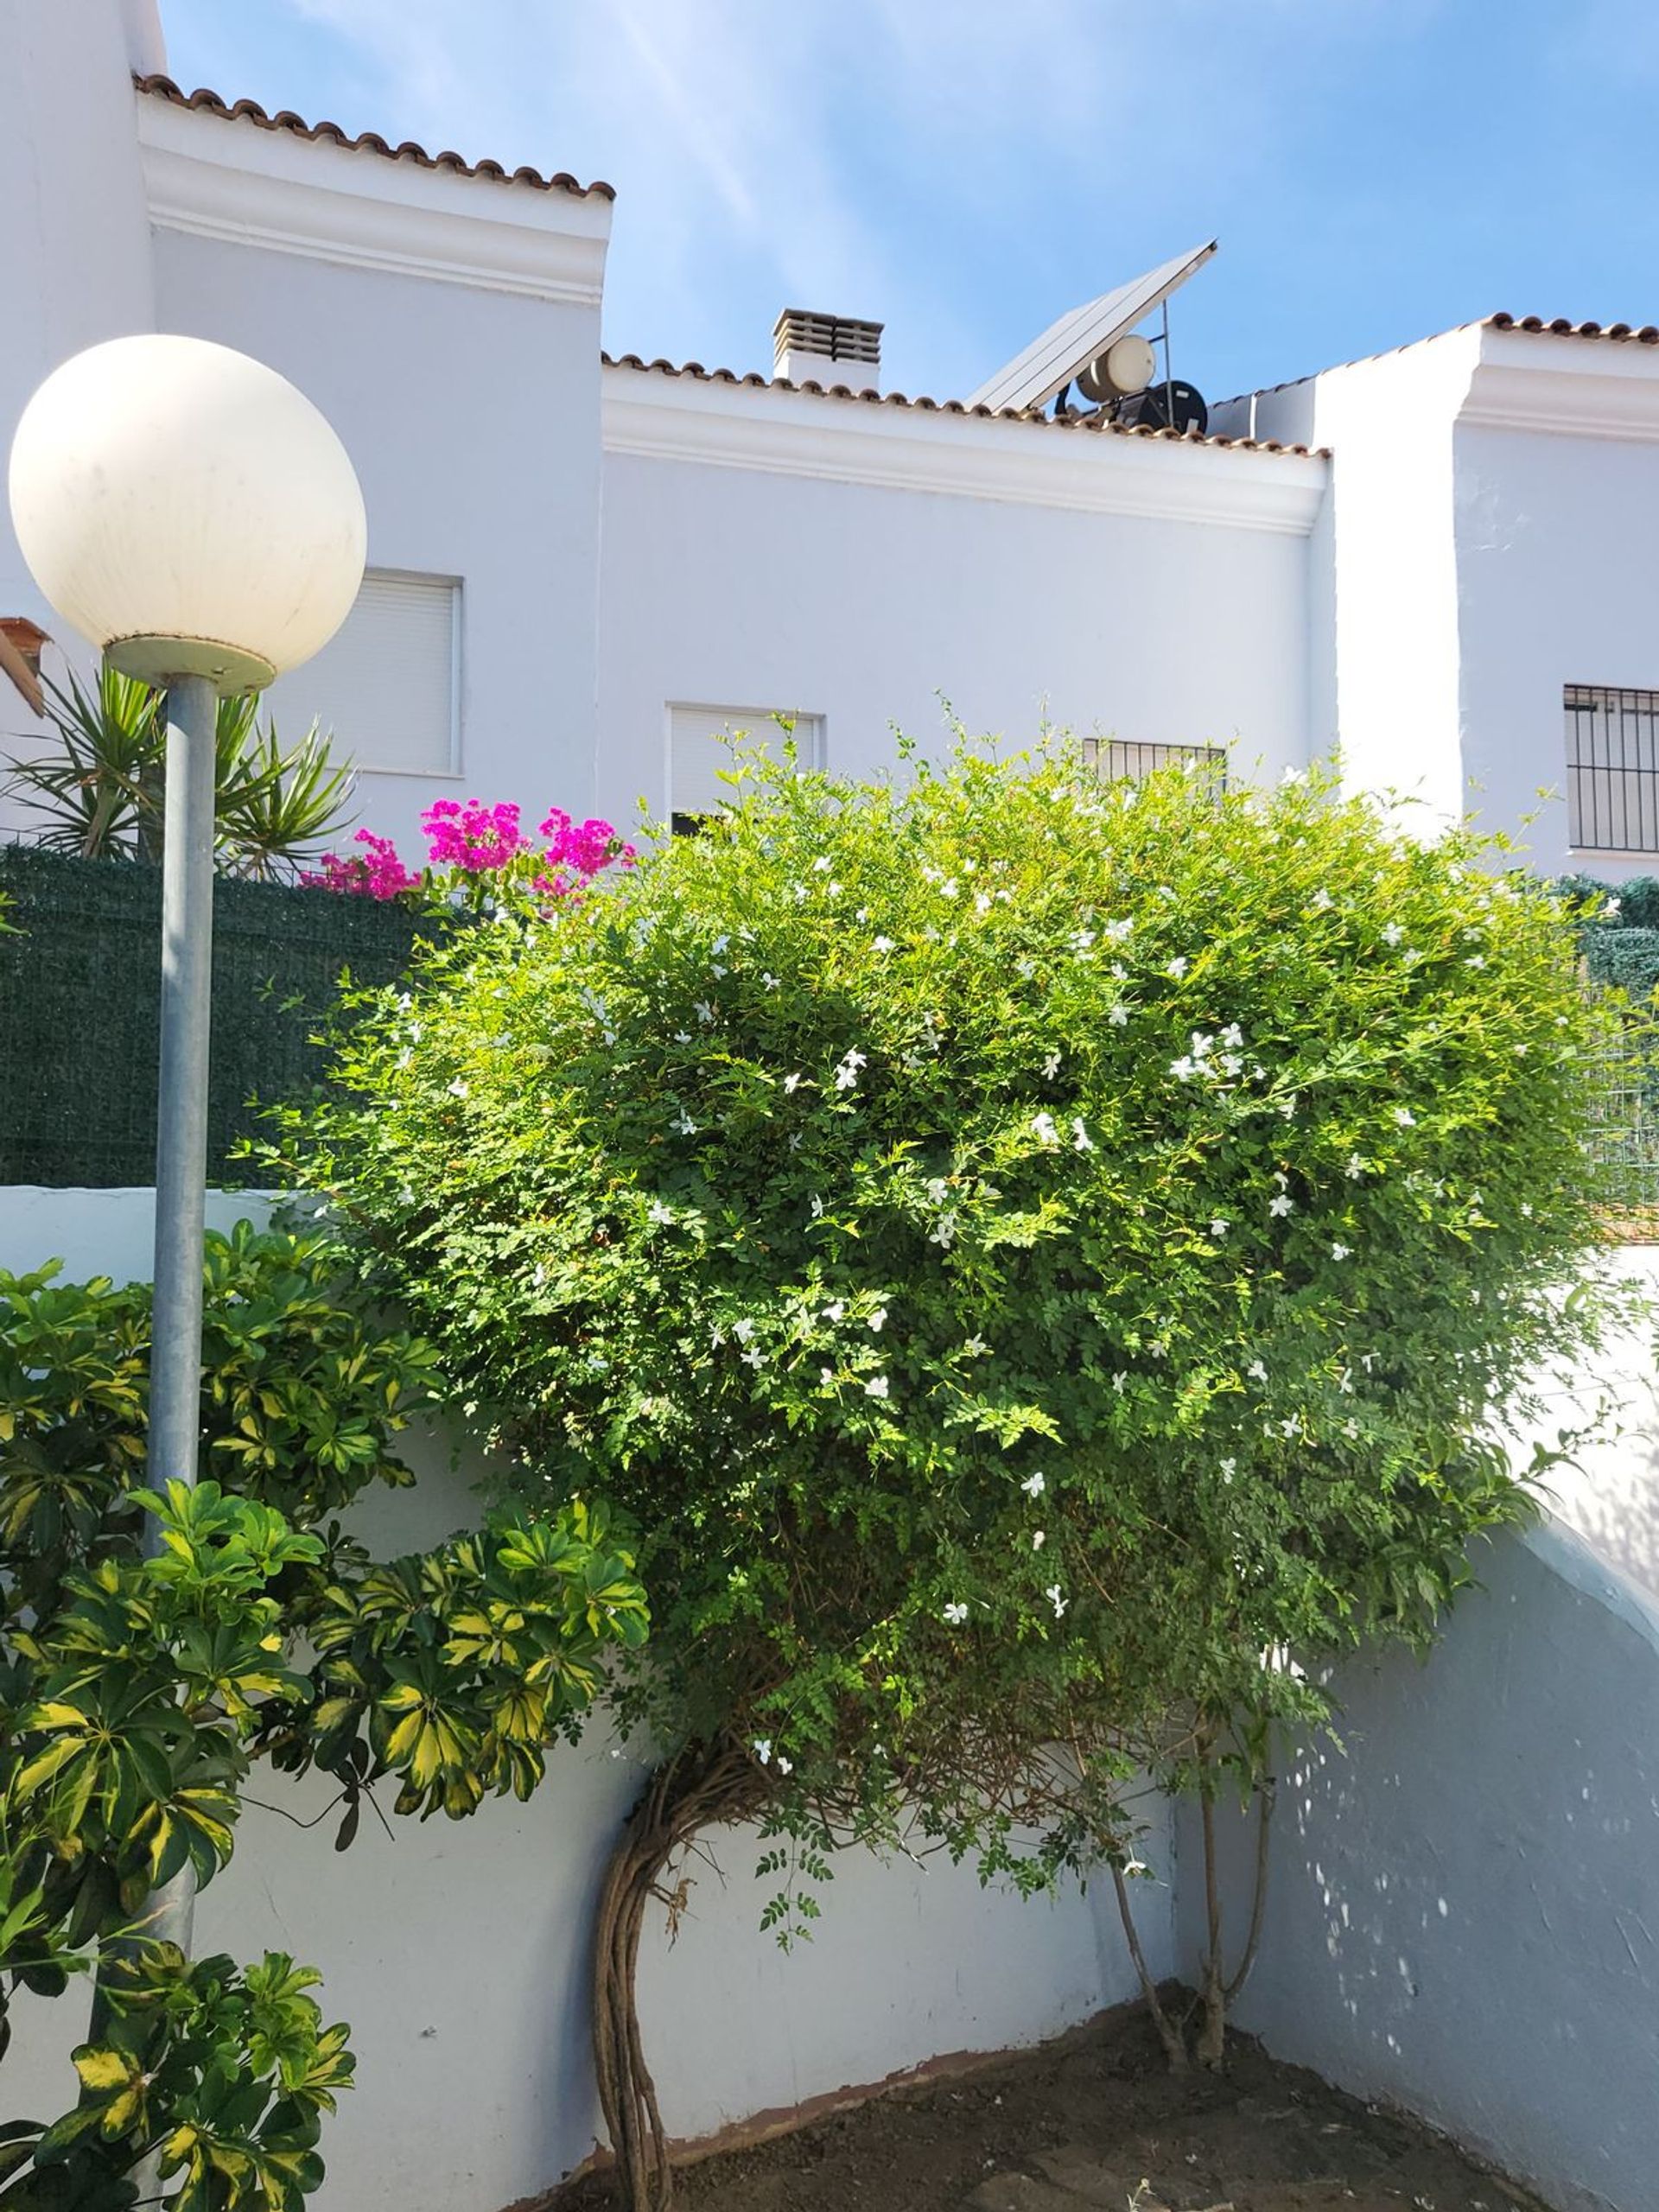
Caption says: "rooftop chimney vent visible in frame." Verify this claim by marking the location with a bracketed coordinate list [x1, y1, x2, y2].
[772, 309, 883, 388]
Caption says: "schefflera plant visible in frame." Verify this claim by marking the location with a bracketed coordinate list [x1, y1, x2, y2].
[268, 740, 1621, 2210]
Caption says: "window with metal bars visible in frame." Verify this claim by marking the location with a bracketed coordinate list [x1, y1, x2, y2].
[1565, 684, 1659, 853]
[1082, 738, 1226, 787]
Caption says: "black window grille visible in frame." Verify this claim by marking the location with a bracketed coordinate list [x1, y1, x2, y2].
[1565, 684, 1659, 853]
[1082, 738, 1226, 787]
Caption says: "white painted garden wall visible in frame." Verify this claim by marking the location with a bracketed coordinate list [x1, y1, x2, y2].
[0, 1186, 1175, 2211]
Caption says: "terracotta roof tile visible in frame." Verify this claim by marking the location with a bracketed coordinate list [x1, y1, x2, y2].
[135, 73, 614, 202]
[601, 353, 1325, 457]
[1486, 312, 1659, 344]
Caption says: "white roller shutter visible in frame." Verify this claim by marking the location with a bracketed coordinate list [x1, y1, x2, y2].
[669, 704, 823, 823]
[262, 569, 460, 776]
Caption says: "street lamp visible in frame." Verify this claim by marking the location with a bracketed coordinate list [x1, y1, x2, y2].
[8, 334, 365, 1952]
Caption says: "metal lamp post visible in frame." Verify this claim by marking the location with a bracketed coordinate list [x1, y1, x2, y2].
[8, 334, 365, 1955]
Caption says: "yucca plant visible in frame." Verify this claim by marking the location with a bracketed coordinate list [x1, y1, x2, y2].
[3, 664, 357, 877]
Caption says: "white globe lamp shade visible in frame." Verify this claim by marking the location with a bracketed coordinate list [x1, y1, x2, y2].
[8, 334, 366, 696]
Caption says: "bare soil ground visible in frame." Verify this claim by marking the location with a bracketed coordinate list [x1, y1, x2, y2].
[556, 2002, 1550, 2212]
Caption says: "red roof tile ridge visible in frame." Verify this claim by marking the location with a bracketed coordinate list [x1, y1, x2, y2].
[601, 353, 1326, 457]
[134, 73, 615, 202]
[1486, 311, 1659, 344]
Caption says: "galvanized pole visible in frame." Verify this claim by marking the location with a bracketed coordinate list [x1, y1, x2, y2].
[141, 669, 219, 1957]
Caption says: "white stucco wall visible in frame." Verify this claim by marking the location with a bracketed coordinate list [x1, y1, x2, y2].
[0, 1184, 1174, 2210]
[1454, 421, 1659, 882]
[596, 379, 1322, 826]
[142, 107, 610, 860]
[1190, 1522, 1659, 2212]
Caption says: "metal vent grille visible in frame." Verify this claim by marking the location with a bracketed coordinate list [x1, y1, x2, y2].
[1083, 739, 1226, 787]
[1566, 684, 1659, 853]
[772, 310, 882, 374]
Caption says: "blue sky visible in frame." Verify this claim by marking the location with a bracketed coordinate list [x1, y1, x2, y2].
[158, 0, 1659, 408]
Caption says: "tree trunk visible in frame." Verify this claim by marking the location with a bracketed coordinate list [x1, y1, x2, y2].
[591, 1742, 760, 2212]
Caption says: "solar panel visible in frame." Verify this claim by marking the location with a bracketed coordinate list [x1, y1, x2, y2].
[965, 241, 1217, 415]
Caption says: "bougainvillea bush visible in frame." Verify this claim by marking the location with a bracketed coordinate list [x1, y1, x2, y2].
[266, 741, 1619, 2206]
[302, 798, 632, 906]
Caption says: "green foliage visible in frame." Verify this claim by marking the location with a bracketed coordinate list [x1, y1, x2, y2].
[0, 1224, 646, 2200]
[267, 739, 1619, 1898]
[2, 1946, 353, 2211]
[2, 664, 355, 878]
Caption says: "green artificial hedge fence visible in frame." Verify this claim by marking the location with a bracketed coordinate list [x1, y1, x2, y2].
[0, 846, 424, 1188]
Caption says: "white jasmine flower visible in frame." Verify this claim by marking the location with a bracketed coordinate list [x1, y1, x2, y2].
[810, 1194, 825, 1218]
[1346, 1154, 1364, 1179]
[695, 1001, 715, 1025]
[647, 1199, 675, 1226]
[784, 1072, 803, 1093]
[820, 1366, 836, 1386]
[1032, 1530, 1046, 1550]
[753, 1738, 772, 1763]
[834, 1050, 868, 1092]
[940, 878, 960, 899]
[1331, 1241, 1352, 1262]
[1220, 1458, 1236, 1484]
[823, 1300, 846, 1324]
[1103, 918, 1134, 943]
[1277, 1096, 1298, 1119]
[1310, 887, 1332, 912]
[397, 1047, 413, 1071]
[1021, 1471, 1046, 1497]
[1394, 1106, 1416, 1128]
[1465, 954, 1486, 969]
[963, 1335, 988, 1357]
[975, 892, 993, 913]
[1015, 957, 1036, 979]
[674, 1109, 697, 1135]
[1604, 897, 1623, 920]
[874, 936, 896, 953]
[865, 1374, 890, 1399]
[761, 972, 780, 990]
[1210, 1218, 1230, 1238]
[925, 1177, 950, 1204]
[447, 1077, 469, 1099]
[1112, 1371, 1128, 1392]
[1032, 1111, 1061, 1147]
[1071, 1118, 1094, 1153]
[776, 1755, 792, 1776]
[930, 1212, 959, 1249]
[811, 856, 832, 873]
[1247, 1359, 1268, 1383]
[532, 1263, 546, 1288]
[1171, 1055, 1199, 1083]
[731, 1318, 755, 1341]
[1108, 1003, 1130, 1027]
[1521, 1201, 1534, 1217]
[869, 1307, 888, 1332]
[1166, 956, 1190, 980]
[711, 934, 730, 955]
[1221, 1023, 1244, 1048]
[1073, 928, 1096, 953]
[1382, 921, 1404, 945]
[1043, 1050, 1062, 1079]
[943, 1602, 969, 1625]
[828, 881, 842, 897]
[1046, 1584, 1069, 1619]
[674, 1030, 693, 1045]
[1268, 1193, 1294, 1217]
[398, 1185, 416, 1206]
[740, 1346, 766, 1370]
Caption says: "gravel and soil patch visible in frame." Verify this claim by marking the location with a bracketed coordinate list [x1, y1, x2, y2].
[556, 2002, 1549, 2212]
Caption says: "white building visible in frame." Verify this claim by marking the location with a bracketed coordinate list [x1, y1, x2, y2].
[5, 0, 1659, 886]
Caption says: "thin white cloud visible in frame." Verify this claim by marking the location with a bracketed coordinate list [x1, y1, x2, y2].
[165, 0, 1472, 395]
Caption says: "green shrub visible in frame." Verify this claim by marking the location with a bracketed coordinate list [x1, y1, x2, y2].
[0, 1224, 647, 2207]
[267, 741, 1619, 2193]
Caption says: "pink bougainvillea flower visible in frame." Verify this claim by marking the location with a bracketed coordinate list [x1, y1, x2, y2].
[301, 827, 420, 900]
